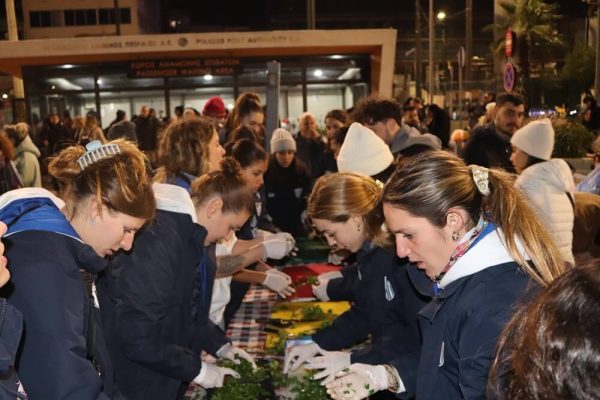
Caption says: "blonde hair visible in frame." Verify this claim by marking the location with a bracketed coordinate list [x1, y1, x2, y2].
[48, 139, 155, 221]
[382, 150, 564, 286]
[154, 118, 216, 183]
[308, 172, 390, 247]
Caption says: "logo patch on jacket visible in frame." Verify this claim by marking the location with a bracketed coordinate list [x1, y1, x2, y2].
[384, 276, 395, 301]
[439, 341, 445, 367]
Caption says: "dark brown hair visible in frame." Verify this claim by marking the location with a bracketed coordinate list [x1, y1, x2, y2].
[48, 139, 155, 220]
[190, 157, 254, 215]
[489, 263, 600, 399]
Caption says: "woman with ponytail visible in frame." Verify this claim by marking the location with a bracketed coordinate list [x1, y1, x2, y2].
[326, 150, 564, 400]
[107, 157, 258, 400]
[0, 139, 155, 399]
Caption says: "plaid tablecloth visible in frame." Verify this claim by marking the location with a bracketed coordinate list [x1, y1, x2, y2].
[225, 285, 278, 355]
[185, 284, 277, 399]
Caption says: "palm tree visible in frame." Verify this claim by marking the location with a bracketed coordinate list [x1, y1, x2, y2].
[487, 0, 565, 88]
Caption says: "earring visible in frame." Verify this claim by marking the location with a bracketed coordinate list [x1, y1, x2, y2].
[452, 231, 460, 241]
[357, 225, 361, 232]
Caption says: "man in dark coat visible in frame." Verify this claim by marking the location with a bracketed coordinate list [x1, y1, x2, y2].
[462, 92, 525, 173]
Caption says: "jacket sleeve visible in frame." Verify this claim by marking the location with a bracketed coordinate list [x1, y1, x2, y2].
[312, 304, 371, 351]
[191, 319, 229, 356]
[326, 264, 359, 301]
[114, 239, 203, 383]
[8, 259, 108, 400]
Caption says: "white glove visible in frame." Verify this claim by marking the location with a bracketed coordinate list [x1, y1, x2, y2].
[216, 342, 257, 370]
[262, 235, 295, 260]
[267, 268, 293, 282]
[263, 270, 295, 298]
[328, 249, 349, 265]
[283, 342, 322, 373]
[312, 271, 342, 301]
[325, 363, 388, 400]
[305, 351, 352, 383]
[193, 361, 240, 388]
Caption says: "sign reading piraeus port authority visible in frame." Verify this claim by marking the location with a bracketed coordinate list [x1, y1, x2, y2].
[127, 58, 240, 78]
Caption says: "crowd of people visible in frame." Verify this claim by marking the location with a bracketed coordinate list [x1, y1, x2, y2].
[0, 89, 597, 400]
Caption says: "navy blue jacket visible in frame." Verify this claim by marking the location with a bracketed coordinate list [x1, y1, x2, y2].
[404, 262, 534, 399]
[313, 243, 429, 365]
[326, 263, 359, 302]
[0, 197, 110, 400]
[102, 209, 228, 400]
[0, 298, 24, 400]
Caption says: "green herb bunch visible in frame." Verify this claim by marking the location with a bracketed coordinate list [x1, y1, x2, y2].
[210, 358, 270, 400]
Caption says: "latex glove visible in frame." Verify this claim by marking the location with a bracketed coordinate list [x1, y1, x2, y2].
[328, 249, 349, 265]
[266, 268, 292, 283]
[305, 351, 351, 384]
[312, 271, 343, 301]
[262, 235, 295, 259]
[216, 343, 257, 370]
[193, 361, 240, 388]
[263, 270, 295, 298]
[283, 342, 322, 373]
[325, 363, 388, 400]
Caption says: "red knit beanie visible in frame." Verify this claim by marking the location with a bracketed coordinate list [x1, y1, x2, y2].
[202, 97, 227, 119]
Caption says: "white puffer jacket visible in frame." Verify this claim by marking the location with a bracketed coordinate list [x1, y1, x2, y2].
[515, 159, 575, 265]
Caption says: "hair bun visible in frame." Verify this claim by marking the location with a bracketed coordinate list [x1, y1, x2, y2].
[219, 157, 242, 176]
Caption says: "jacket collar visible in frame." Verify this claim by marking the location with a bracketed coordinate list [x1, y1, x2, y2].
[438, 227, 528, 289]
[153, 182, 198, 223]
[419, 262, 523, 322]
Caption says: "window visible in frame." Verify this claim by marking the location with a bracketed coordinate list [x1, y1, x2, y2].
[98, 8, 131, 25]
[30, 11, 51, 27]
[64, 9, 97, 26]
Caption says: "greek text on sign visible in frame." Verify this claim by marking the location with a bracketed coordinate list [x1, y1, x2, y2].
[127, 58, 240, 78]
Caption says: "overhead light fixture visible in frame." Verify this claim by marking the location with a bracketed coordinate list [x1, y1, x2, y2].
[48, 78, 82, 90]
[437, 11, 446, 21]
[203, 74, 213, 81]
[1, 93, 7, 99]
[61, 64, 75, 69]
[313, 69, 323, 77]
[96, 79, 102, 85]
[331, 55, 343, 59]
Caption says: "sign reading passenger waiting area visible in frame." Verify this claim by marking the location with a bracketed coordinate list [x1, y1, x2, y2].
[127, 58, 240, 78]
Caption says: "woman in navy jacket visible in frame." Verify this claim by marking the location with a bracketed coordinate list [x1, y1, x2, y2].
[0, 140, 155, 400]
[104, 158, 257, 400]
[284, 173, 429, 384]
[325, 151, 565, 399]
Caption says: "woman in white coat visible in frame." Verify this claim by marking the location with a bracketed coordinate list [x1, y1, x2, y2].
[510, 118, 575, 266]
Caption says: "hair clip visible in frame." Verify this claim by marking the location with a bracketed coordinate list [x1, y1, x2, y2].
[469, 165, 490, 196]
[77, 140, 121, 171]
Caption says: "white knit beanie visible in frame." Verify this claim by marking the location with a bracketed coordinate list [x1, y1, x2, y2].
[270, 128, 296, 154]
[337, 122, 394, 176]
[510, 118, 554, 160]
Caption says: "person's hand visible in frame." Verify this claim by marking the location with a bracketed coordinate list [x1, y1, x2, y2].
[283, 342, 322, 373]
[325, 363, 388, 400]
[193, 361, 240, 388]
[305, 351, 351, 384]
[262, 235, 295, 259]
[216, 343, 257, 370]
[312, 271, 342, 301]
[263, 270, 295, 298]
